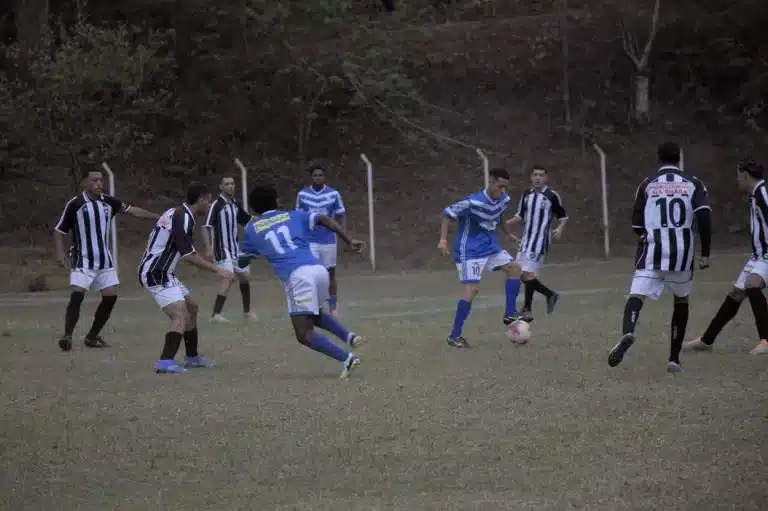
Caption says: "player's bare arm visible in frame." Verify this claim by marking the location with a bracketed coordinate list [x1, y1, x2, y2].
[53, 230, 69, 267]
[552, 217, 568, 240]
[316, 215, 364, 253]
[183, 252, 233, 279]
[126, 207, 160, 220]
[200, 226, 215, 260]
[438, 216, 451, 255]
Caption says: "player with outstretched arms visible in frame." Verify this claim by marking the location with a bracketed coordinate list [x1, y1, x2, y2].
[138, 183, 234, 374]
[239, 186, 366, 379]
[295, 165, 347, 316]
[54, 168, 160, 351]
[438, 167, 526, 348]
[683, 158, 768, 355]
[608, 142, 712, 372]
[505, 164, 567, 319]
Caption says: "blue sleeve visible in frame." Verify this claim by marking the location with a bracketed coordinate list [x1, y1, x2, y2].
[292, 210, 319, 233]
[334, 193, 346, 216]
[443, 199, 471, 219]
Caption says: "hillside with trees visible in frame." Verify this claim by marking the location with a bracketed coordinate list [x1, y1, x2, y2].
[2, 0, 767, 282]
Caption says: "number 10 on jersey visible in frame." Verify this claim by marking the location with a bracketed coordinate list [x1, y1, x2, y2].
[655, 197, 687, 228]
[265, 226, 297, 254]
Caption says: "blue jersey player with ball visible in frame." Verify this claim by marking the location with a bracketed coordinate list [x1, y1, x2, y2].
[239, 186, 366, 379]
[438, 168, 527, 348]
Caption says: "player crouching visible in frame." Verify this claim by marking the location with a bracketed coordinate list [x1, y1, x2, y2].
[238, 186, 366, 379]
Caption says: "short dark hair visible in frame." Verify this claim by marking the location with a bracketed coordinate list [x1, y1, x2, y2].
[737, 157, 765, 179]
[81, 169, 102, 180]
[489, 168, 510, 180]
[249, 185, 279, 214]
[531, 164, 547, 174]
[658, 142, 681, 165]
[186, 182, 210, 204]
[308, 165, 325, 175]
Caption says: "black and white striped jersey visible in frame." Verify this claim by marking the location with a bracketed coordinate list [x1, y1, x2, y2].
[514, 186, 567, 258]
[632, 166, 710, 271]
[138, 204, 196, 288]
[748, 180, 768, 259]
[203, 195, 251, 263]
[54, 192, 131, 271]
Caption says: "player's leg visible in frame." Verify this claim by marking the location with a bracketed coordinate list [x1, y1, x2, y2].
[316, 243, 339, 315]
[743, 267, 768, 354]
[286, 265, 359, 378]
[311, 264, 363, 347]
[448, 258, 485, 347]
[234, 263, 256, 320]
[83, 269, 120, 348]
[58, 270, 94, 351]
[150, 283, 190, 373]
[665, 273, 693, 372]
[518, 253, 558, 316]
[683, 287, 746, 351]
[183, 292, 215, 368]
[211, 260, 235, 322]
[608, 270, 662, 367]
[327, 266, 339, 315]
[488, 250, 525, 325]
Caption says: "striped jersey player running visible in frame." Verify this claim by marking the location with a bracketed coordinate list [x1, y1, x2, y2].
[438, 167, 525, 348]
[608, 142, 712, 373]
[239, 186, 366, 379]
[683, 158, 768, 355]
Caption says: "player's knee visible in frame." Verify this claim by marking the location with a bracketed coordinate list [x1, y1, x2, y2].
[744, 273, 765, 289]
[462, 285, 479, 301]
[503, 262, 521, 278]
[728, 288, 747, 302]
[673, 295, 689, 305]
[521, 271, 534, 282]
[236, 272, 249, 284]
[184, 299, 199, 318]
[100, 285, 119, 297]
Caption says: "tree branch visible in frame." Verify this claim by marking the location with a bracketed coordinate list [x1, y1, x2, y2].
[637, 0, 661, 70]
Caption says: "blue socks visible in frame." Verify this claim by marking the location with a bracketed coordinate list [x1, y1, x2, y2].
[328, 295, 338, 311]
[505, 278, 521, 316]
[450, 299, 472, 338]
[316, 313, 354, 344]
[307, 331, 349, 362]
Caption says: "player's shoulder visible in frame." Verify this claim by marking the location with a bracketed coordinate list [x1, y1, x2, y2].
[63, 195, 83, 207]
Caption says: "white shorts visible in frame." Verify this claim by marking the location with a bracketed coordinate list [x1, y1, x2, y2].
[284, 264, 330, 316]
[515, 251, 544, 274]
[734, 257, 768, 289]
[310, 243, 337, 269]
[70, 268, 119, 292]
[456, 250, 514, 284]
[143, 277, 190, 309]
[216, 258, 250, 275]
[629, 269, 693, 300]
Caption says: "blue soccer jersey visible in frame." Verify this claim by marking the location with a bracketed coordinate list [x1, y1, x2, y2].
[295, 186, 346, 245]
[240, 210, 322, 281]
[443, 190, 511, 261]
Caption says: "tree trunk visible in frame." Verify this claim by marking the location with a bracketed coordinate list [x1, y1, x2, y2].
[634, 72, 650, 123]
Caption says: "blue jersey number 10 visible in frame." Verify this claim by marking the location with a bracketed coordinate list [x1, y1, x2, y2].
[265, 226, 298, 254]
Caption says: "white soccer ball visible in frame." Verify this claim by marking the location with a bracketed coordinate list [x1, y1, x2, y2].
[507, 320, 531, 345]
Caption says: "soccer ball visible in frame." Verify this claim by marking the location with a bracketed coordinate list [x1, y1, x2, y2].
[507, 320, 531, 345]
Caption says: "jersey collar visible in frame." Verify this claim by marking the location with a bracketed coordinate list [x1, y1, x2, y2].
[182, 203, 195, 218]
[310, 185, 327, 194]
[751, 180, 765, 195]
[219, 194, 234, 204]
[658, 165, 681, 172]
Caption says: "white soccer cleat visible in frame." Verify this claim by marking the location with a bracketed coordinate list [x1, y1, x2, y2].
[749, 340, 768, 355]
[667, 361, 684, 373]
[682, 338, 713, 352]
[210, 314, 230, 324]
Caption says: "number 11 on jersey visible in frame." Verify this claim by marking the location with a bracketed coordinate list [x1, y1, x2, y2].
[265, 226, 297, 254]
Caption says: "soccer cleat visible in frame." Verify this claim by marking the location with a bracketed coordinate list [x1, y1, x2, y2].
[340, 354, 360, 379]
[682, 337, 713, 352]
[348, 334, 365, 349]
[446, 335, 468, 348]
[58, 335, 72, 352]
[184, 355, 216, 368]
[245, 312, 258, 322]
[546, 292, 560, 314]
[608, 333, 636, 367]
[667, 361, 684, 373]
[749, 339, 768, 355]
[155, 360, 187, 374]
[330, 309, 340, 317]
[210, 314, 230, 324]
[84, 336, 109, 348]
[503, 313, 533, 325]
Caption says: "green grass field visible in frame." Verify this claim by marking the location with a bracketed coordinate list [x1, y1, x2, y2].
[1, 253, 766, 510]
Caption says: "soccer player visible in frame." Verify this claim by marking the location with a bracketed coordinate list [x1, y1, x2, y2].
[608, 142, 712, 372]
[438, 167, 525, 348]
[202, 176, 255, 322]
[683, 158, 768, 355]
[295, 165, 347, 316]
[505, 165, 567, 318]
[239, 185, 365, 379]
[138, 183, 234, 374]
[54, 168, 159, 352]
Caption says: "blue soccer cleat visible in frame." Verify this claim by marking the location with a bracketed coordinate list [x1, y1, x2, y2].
[155, 360, 187, 374]
[184, 354, 216, 368]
